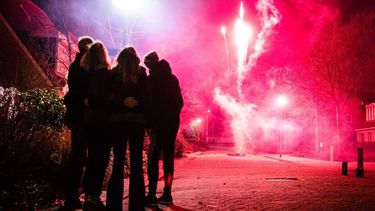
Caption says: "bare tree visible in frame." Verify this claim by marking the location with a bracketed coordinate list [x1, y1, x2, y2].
[309, 11, 375, 153]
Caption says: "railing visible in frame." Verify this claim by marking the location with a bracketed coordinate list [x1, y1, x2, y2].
[206, 137, 233, 145]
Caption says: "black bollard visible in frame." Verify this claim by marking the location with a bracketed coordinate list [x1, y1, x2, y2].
[356, 148, 364, 177]
[342, 161, 348, 176]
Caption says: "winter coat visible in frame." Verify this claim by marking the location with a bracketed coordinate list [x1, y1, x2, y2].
[148, 59, 183, 127]
[64, 53, 90, 127]
[84, 67, 111, 127]
[108, 66, 150, 127]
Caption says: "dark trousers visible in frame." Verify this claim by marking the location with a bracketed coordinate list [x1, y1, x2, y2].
[107, 123, 145, 211]
[148, 118, 180, 195]
[83, 125, 111, 198]
[64, 121, 87, 203]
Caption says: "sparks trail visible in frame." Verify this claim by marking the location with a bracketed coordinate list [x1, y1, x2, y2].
[215, 0, 280, 153]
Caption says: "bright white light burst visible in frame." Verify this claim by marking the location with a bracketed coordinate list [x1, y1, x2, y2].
[276, 95, 288, 107]
[113, 0, 142, 12]
[234, 1, 252, 87]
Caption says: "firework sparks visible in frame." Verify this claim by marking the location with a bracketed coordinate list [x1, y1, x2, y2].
[221, 25, 230, 70]
[214, 88, 255, 153]
[234, 2, 252, 97]
[215, 0, 280, 153]
[246, 0, 280, 73]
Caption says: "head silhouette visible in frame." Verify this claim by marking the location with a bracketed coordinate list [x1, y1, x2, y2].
[144, 51, 159, 69]
[115, 46, 141, 85]
[80, 41, 110, 71]
[77, 36, 94, 53]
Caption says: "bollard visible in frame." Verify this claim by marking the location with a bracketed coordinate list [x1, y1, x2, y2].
[356, 148, 364, 177]
[342, 161, 348, 176]
[330, 145, 334, 161]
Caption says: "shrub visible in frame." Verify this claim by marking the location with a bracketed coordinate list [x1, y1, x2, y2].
[20, 88, 65, 127]
[0, 87, 69, 209]
[0, 87, 20, 120]
[175, 138, 193, 158]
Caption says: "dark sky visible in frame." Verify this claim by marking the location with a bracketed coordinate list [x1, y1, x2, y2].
[32, 0, 375, 114]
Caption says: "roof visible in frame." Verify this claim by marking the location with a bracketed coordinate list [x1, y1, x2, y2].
[0, 0, 58, 37]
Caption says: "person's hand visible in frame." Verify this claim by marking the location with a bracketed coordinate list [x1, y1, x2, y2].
[83, 98, 89, 107]
[124, 97, 138, 108]
[145, 128, 151, 137]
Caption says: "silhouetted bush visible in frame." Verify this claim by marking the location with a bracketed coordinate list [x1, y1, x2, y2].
[20, 88, 65, 127]
[0, 87, 69, 209]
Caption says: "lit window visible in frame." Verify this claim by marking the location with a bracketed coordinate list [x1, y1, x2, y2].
[368, 132, 372, 142]
[344, 114, 352, 123]
[360, 133, 365, 142]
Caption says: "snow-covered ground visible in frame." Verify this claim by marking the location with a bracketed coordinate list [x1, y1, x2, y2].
[142, 150, 375, 210]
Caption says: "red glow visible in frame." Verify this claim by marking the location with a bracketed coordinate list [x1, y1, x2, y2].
[9, 0, 371, 158]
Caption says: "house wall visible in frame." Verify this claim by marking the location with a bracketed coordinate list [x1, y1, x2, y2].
[0, 14, 52, 91]
[356, 103, 375, 146]
[56, 32, 78, 81]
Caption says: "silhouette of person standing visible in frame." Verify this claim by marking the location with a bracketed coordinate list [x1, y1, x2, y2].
[80, 41, 111, 210]
[144, 51, 183, 206]
[106, 47, 148, 211]
[60, 36, 93, 211]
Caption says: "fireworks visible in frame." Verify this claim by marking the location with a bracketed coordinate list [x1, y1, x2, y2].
[234, 2, 252, 97]
[215, 0, 280, 153]
[221, 25, 230, 70]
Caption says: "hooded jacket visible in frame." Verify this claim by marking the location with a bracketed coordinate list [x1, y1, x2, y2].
[148, 59, 183, 126]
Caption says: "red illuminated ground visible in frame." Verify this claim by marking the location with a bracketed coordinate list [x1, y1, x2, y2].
[47, 148, 375, 210]
[137, 149, 375, 210]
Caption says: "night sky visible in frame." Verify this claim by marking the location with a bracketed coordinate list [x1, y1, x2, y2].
[30, 0, 375, 137]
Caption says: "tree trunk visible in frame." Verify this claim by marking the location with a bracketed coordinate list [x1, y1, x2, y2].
[335, 104, 340, 157]
[315, 97, 319, 153]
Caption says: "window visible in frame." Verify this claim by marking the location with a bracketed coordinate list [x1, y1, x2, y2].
[368, 132, 372, 142]
[344, 114, 352, 123]
[360, 133, 365, 142]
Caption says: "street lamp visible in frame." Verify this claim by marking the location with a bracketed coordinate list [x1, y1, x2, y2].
[192, 118, 202, 142]
[276, 95, 288, 157]
[112, 0, 142, 12]
[112, 0, 145, 47]
[206, 110, 210, 143]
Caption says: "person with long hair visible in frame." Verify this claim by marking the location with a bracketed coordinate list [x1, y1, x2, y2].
[80, 41, 111, 210]
[106, 46, 148, 210]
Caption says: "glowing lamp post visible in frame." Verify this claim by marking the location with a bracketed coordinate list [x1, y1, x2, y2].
[206, 110, 211, 143]
[276, 95, 288, 107]
[112, 0, 145, 46]
[192, 118, 202, 142]
[276, 95, 288, 157]
[221, 26, 230, 70]
[113, 0, 142, 12]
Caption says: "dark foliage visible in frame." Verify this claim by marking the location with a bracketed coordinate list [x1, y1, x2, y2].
[0, 87, 69, 210]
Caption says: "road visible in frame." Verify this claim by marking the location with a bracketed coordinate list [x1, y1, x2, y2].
[141, 149, 375, 210]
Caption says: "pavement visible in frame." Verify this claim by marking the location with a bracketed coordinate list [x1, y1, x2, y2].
[140, 149, 375, 211]
[49, 149, 375, 210]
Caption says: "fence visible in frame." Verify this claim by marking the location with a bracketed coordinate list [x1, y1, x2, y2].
[206, 137, 233, 145]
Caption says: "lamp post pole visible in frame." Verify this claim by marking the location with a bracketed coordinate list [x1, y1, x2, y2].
[206, 110, 210, 143]
[276, 95, 288, 157]
[194, 118, 202, 142]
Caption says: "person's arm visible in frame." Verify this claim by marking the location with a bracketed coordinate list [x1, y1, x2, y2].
[170, 76, 184, 113]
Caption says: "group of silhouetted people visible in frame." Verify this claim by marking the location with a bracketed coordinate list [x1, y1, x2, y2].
[61, 36, 183, 211]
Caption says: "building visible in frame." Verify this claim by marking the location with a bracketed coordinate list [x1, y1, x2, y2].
[356, 103, 375, 145]
[0, 0, 78, 91]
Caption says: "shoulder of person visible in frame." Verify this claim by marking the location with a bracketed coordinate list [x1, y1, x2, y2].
[68, 59, 80, 71]
[169, 74, 180, 83]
